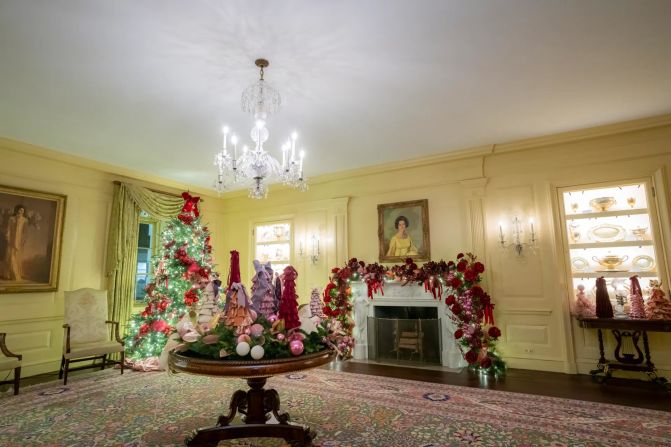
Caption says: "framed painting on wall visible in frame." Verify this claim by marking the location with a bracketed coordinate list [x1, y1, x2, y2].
[378, 199, 430, 262]
[0, 185, 67, 293]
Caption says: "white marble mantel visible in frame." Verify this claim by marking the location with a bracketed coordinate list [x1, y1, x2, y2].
[351, 281, 466, 368]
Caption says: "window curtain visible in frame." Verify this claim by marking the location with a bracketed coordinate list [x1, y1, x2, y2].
[105, 182, 183, 334]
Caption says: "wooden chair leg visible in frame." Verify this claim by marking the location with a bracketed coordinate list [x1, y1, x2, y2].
[58, 356, 65, 379]
[100, 354, 107, 371]
[63, 359, 69, 385]
[120, 351, 125, 375]
[13, 366, 21, 395]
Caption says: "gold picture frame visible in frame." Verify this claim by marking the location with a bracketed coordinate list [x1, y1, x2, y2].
[0, 185, 67, 293]
[378, 199, 430, 262]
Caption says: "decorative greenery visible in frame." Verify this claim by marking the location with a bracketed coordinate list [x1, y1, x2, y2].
[325, 253, 506, 374]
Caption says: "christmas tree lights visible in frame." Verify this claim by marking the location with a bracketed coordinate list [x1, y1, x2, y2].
[124, 193, 214, 361]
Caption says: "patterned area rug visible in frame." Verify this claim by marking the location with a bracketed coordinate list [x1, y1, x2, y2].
[1, 367, 670, 446]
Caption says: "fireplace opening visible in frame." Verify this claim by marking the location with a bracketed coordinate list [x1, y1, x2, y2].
[367, 308, 442, 366]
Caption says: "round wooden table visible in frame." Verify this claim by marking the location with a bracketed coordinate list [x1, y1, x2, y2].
[168, 349, 336, 447]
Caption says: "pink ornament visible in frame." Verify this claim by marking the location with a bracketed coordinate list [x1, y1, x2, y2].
[250, 324, 265, 337]
[288, 331, 304, 342]
[276, 333, 286, 341]
[289, 339, 304, 356]
[268, 314, 278, 323]
[237, 334, 251, 344]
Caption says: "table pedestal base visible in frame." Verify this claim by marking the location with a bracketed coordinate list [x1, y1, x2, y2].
[186, 377, 314, 447]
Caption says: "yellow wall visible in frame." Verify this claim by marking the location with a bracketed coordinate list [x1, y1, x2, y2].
[218, 115, 671, 375]
[0, 138, 227, 377]
[2, 114, 671, 378]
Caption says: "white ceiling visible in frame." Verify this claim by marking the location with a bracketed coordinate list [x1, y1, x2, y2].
[1, 1, 670, 190]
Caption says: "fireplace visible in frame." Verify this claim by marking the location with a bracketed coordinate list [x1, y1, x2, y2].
[351, 282, 466, 368]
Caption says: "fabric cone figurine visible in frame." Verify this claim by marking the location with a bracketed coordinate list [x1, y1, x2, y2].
[223, 283, 257, 334]
[595, 277, 614, 318]
[645, 280, 671, 320]
[278, 266, 301, 330]
[573, 284, 596, 318]
[251, 260, 276, 319]
[628, 276, 646, 319]
[196, 274, 222, 326]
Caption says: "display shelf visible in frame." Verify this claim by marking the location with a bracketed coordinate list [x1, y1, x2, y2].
[255, 240, 290, 246]
[568, 240, 653, 249]
[565, 209, 648, 220]
[571, 271, 658, 279]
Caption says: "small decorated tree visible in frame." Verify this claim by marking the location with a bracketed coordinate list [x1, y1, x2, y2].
[278, 266, 301, 330]
[124, 193, 213, 361]
[628, 276, 646, 319]
[309, 287, 324, 318]
[645, 280, 671, 320]
[572, 284, 596, 318]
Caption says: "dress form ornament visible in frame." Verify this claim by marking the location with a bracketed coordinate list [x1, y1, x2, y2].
[224, 283, 257, 335]
[644, 280, 671, 320]
[573, 284, 596, 318]
[251, 260, 276, 318]
[628, 276, 646, 319]
[595, 277, 614, 318]
[278, 266, 301, 330]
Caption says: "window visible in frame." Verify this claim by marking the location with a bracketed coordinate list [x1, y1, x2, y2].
[135, 212, 158, 303]
[254, 221, 292, 273]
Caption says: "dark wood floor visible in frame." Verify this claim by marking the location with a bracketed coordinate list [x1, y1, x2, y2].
[4, 363, 670, 412]
[327, 362, 671, 412]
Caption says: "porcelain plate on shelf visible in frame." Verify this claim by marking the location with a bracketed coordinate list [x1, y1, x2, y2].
[587, 223, 626, 243]
[571, 257, 590, 272]
[632, 255, 655, 271]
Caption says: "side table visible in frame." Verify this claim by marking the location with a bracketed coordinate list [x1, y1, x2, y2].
[168, 349, 336, 447]
[577, 317, 671, 388]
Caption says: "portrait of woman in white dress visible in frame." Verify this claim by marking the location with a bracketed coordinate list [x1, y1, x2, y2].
[4, 204, 28, 280]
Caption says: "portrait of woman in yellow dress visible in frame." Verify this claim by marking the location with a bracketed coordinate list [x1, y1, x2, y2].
[386, 215, 419, 257]
[378, 199, 430, 262]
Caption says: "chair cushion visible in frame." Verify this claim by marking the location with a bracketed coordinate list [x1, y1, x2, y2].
[64, 289, 109, 344]
[64, 341, 124, 359]
[0, 357, 21, 371]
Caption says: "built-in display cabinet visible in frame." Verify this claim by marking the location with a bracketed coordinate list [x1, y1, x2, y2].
[254, 221, 292, 273]
[559, 180, 666, 314]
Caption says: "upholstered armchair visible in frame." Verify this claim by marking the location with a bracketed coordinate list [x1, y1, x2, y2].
[60, 288, 125, 385]
[0, 333, 22, 395]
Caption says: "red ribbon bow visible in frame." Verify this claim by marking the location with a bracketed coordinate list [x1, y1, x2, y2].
[181, 192, 201, 217]
[484, 302, 495, 325]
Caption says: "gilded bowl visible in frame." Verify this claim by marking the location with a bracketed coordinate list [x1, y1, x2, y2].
[589, 197, 616, 212]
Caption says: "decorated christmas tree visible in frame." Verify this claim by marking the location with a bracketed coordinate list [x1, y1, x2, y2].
[124, 193, 214, 361]
[595, 277, 614, 318]
[628, 276, 646, 319]
[645, 280, 671, 320]
[309, 287, 324, 318]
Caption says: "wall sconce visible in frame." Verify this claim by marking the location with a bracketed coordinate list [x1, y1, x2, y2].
[310, 233, 320, 264]
[498, 217, 537, 256]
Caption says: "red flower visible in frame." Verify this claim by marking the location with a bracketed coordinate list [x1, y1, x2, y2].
[488, 326, 501, 338]
[139, 323, 149, 335]
[322, 306, 332, 316]
[454, 329, 464, 339]
[457, 253, 465, 259]
[405, 258, 413, 265]
[451, 303, 462, 315]
[456, 261, 467, 272]
[473, 262, 485, 274]
[464, 269, 477, 282]
[471, 285, 484, 297]
[323, 295, 331, 303]
[480, 356, 492, 369]
[445, 295, 456, 305]
[331, 267, 340, 274]
[464, 350, 478, 364]
[450, 277, 462, 289]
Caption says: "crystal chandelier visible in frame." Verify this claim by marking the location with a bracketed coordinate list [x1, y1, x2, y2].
[214, 58, 308, 199]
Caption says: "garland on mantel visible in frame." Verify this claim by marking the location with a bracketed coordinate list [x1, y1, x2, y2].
[323, 253, 506, 374]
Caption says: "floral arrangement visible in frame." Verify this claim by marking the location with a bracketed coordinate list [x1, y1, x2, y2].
[324, 253, 506, 374]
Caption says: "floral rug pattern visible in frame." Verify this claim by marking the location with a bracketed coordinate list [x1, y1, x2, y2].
[1, 368, 670, 446]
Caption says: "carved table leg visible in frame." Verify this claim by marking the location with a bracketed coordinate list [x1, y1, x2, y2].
[186, 377, 315, 447]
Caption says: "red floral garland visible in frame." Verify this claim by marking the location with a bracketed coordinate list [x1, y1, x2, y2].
[325, 253, 504, 371]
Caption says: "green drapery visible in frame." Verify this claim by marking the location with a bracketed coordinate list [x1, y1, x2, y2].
[105, 182, 183, 333]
